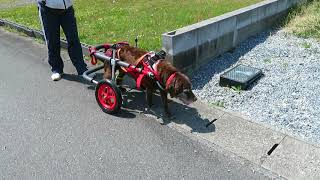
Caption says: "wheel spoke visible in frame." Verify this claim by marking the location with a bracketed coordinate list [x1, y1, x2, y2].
[109, 97, 115, 104]
[102, 92, 108, 98]
[107, 98, 112, 106]
[104, 87, 109, 94]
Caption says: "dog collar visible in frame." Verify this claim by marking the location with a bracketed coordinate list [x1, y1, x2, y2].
[166, 72, 177, 90]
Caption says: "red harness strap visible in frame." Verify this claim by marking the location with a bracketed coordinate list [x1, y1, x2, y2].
[135, 53, 151, 89]
[134, 53, 176, 91]
[89, 46, 98, 65]
[165, 72, 177, 90]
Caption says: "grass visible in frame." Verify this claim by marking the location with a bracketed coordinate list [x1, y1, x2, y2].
[231, 85, 242, 93]
[210, 100, 225, 108]
[301, 42, 312, 49]
[0, 0, 19, 4]
[285, 0, 320, 41]
[0, 0, 262, 50]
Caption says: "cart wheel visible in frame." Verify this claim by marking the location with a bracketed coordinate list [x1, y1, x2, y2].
[95, 80, 122, 114]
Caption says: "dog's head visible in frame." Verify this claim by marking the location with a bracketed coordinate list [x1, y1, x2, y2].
[166, 72, 197, 105]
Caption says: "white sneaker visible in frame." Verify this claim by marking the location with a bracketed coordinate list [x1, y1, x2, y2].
[51, 73, 62, 81]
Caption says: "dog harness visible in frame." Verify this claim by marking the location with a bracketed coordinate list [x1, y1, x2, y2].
[89, 43, 176, 91]
[132, 50, 176, 91]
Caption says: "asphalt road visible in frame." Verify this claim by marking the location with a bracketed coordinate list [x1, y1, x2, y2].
[0, 29, 274, 179]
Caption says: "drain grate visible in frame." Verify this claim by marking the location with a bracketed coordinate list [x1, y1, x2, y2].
[219, 64, 263, 90]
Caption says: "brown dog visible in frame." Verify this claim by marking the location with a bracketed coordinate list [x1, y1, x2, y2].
[103, 45, 197, 116]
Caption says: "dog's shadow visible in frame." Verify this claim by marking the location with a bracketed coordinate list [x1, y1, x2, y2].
[122, 89, 216, 133]
[83, 72, 216, 133]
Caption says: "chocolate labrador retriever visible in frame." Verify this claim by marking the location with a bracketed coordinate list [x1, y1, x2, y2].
[103, 45, 197, 116]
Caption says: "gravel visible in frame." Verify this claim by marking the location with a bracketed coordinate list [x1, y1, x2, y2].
[192, 29, 320, 145]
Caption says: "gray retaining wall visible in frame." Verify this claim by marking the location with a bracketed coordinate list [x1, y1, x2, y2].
[162, 0, 306, 74]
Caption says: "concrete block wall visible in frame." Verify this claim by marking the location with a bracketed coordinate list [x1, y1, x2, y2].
[162, 0, 306, 74]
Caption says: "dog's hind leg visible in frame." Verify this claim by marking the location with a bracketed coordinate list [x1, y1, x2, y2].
[103, 61, 112, 80]
[116, 69, 125, 86]
[116, 69, 127, 93]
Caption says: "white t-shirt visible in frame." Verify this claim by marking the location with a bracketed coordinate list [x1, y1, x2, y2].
[37, 0, 73, 9]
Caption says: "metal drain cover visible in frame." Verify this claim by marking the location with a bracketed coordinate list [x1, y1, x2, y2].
[219, 64, 263, 90]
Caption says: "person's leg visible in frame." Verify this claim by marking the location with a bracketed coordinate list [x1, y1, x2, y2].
[38, 3, 64, 74]
[60, 7, 87, 75]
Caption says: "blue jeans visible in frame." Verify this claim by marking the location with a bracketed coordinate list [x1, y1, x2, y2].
[39, 3, 87, 75]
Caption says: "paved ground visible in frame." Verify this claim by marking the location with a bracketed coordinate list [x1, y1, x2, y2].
[0, 29, 278, 179]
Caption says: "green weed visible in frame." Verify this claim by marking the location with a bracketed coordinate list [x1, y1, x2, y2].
[264, 59, 272, 63]
[210, 100, 225, 108]
[302, 42, 312, 49]
[231, 85, 242, 93]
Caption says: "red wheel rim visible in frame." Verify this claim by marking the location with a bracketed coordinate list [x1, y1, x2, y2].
[97, 84, 117, 110]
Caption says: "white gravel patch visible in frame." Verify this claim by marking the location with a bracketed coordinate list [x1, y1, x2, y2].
[192, 30, 320, 145]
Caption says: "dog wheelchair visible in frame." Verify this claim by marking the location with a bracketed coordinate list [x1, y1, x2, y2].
[83, 42, 166, 114]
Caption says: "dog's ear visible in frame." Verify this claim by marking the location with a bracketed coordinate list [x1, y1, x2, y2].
[179, 72, 191, 85]
[174, 76, 184, 95]
[166, 73, 188, 98]
[172, 76, 184, 98]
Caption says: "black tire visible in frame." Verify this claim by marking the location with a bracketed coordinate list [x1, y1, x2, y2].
[95, 80, 122, 114]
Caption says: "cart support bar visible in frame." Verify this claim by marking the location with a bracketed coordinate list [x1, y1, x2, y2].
[83, 52, 143, 85]
[82, 64, 104, 85]
[94, 52, 131, 68]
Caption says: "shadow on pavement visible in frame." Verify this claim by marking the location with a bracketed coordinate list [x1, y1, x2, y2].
[122, 90, 215, 133]
[62, 73, 93, 85]
[65, 70, 216, 133]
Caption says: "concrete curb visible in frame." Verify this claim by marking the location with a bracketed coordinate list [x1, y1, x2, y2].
[126, 76, 320, 179]
[162, 0, 307, 74]
[159, 99, 320, 179]
[0, 19, 91, 55]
